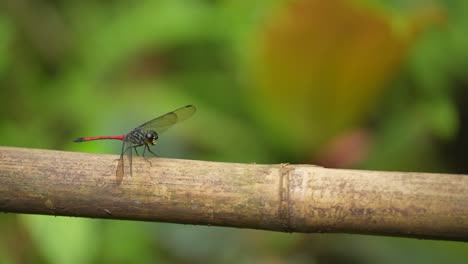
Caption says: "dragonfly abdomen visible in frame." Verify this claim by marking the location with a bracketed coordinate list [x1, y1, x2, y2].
[73, 135, 125, 142]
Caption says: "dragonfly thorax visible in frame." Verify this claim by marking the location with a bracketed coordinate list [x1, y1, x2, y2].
[126, 129, 158, 146]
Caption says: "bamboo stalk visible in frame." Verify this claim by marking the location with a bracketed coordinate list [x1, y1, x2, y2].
[0, 146, 466, 241]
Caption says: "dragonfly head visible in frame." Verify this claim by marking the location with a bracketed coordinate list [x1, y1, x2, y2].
[145, 130, 158, 145]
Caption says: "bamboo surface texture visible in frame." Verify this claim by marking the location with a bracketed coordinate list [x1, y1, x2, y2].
[0, 146, 467, 241]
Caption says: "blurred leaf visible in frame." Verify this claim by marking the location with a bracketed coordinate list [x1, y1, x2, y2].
[68, 0, 217, 79]
[100, 221, 159, 263]
[426, 97, 458, 140]
[0, 247, 14, 264]
[364, 101, 444, 171]
[247, 0, 443, 157]
[0, 16, 13, 75]
[21, 215, 99, 264]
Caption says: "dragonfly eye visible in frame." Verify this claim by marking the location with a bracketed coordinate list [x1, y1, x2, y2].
[146, 131, 158, 145]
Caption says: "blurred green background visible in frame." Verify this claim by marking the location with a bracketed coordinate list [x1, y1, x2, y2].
[1, 0, 467, 263]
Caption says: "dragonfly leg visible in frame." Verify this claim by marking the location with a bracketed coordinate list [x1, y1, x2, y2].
[134, 147, 140, 156]
[147, 145, 159, 157]
[141, 144, 153, 166]
[128, 146, 133, 177]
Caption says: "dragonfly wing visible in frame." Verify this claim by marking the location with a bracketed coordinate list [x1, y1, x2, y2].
[137, 105, 196, 134]
[116, 141, 127, 185]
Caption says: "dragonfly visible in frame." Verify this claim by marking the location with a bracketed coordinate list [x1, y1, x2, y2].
[73, 105, 196, 184]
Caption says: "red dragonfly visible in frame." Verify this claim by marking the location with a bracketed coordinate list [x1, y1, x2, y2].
[73, 105, 196, 184]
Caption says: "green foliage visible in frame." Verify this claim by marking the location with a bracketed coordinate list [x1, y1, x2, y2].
[22, 215, 99, 264]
